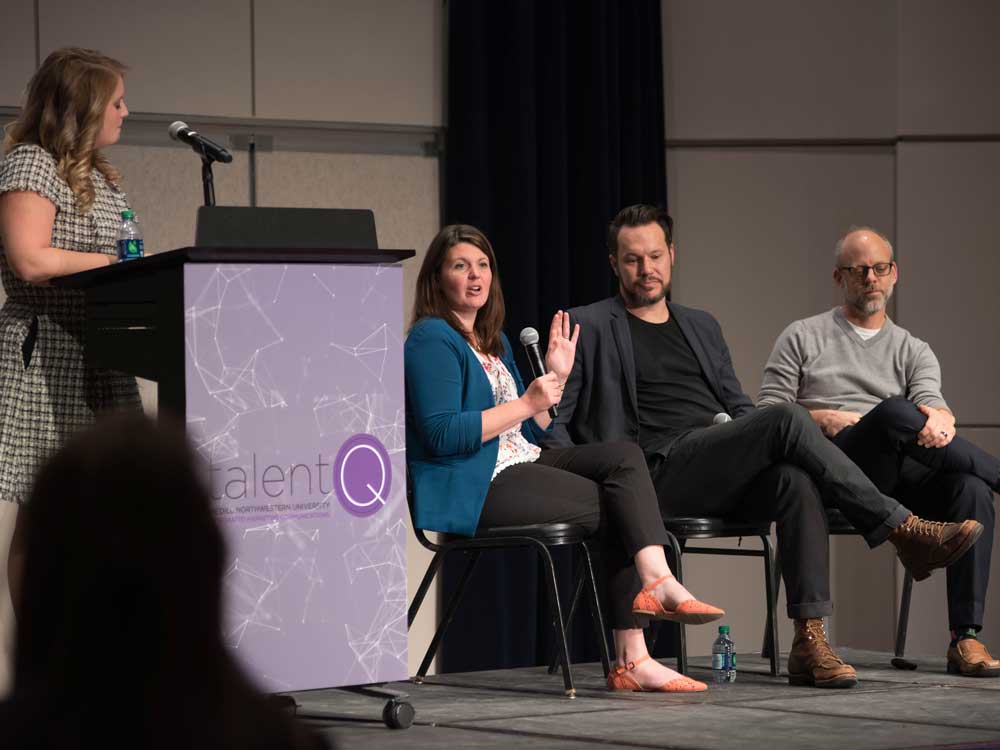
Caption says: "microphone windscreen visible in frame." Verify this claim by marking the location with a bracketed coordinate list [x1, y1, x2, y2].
[712, 412, 733, 425]
[167, 121, 189, 140]
[519, 327, 540, 346]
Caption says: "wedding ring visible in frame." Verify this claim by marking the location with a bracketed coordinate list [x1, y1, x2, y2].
[940, 431, 948, 437]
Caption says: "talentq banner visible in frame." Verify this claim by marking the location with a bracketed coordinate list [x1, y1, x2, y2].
[184, 263, 407, 691]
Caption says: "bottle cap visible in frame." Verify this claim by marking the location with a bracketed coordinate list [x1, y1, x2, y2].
[719, 625, 730, 633]
[121, 209, 135, 220]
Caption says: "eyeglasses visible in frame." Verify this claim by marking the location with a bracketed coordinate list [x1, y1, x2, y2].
[837, 262, 894, 280]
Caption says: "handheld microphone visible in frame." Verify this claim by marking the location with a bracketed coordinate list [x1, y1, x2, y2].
[168, 121, 233, 164]
[519, 327, 558, 419]
[712, 412, 733, 425]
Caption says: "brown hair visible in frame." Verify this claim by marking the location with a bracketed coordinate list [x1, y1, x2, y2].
[607, 204, 674, 254]
[4, 47, 127, 212]
[412, 224, 506, 357]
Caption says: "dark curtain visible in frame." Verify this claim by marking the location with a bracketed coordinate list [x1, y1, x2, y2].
[439, 0, 672, 673]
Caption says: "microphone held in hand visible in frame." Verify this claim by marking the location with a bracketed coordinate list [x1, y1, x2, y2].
[712, 412, 733, 425]
[168, 121, 233, 164]
[519, 327, 558, 419]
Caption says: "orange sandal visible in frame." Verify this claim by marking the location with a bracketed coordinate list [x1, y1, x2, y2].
[632, 574, 725, 624]
[607, 655, 707, 693]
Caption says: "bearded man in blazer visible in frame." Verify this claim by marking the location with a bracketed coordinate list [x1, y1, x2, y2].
[541, 204, 983, 689]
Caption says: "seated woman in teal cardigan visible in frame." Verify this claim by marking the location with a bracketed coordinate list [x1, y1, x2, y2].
[405, 224, 725, 693]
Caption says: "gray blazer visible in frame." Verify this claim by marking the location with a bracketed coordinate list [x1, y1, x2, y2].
[542, 295, 754, 452]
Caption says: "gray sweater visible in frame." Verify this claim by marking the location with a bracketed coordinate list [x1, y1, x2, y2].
[758, 307, 949, 416]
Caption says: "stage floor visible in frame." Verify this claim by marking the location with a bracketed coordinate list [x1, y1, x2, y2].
[291, 649, 1000, 749]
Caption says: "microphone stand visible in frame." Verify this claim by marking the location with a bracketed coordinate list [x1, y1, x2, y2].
[199, 142, 217, 207]
[201, 158, 216, 207]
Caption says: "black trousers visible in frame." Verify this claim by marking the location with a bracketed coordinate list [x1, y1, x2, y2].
[833, 397, 998, 629]
[648, 403, 912, 619]
[478, 441, 670, 629]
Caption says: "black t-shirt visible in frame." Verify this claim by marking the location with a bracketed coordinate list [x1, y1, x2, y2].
[628, 312, 725, 454]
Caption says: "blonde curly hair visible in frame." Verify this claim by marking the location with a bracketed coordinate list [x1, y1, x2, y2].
[3, 47, 127, 213]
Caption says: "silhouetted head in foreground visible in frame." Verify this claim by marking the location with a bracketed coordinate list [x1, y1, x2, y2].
[1, 413, 330, 749]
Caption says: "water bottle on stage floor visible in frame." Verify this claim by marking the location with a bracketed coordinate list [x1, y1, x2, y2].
[712, 625, 736, 684]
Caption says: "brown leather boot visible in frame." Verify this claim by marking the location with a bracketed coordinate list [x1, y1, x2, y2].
[887, 514, 983, 582]
[947, 638, 1000, 678]
[787, 619, 858, 688]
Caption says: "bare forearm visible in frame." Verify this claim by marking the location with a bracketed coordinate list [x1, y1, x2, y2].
[9, 246, 112, 284]
[482, 397, 538, 442]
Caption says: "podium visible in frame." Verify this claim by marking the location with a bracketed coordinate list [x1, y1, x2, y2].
[57, 247, 414, 699]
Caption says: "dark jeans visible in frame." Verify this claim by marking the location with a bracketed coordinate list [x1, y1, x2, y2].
[648, 403, 911, 620]
[478, 441, 670, 629]
[834, 397, 998, 629]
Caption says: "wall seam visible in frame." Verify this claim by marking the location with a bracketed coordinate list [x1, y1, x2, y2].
[665, 135, 1000, 148]
[33, 0, 40, 67]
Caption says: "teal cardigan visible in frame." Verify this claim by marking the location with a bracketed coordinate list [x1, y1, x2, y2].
[405, 317, 549, 535]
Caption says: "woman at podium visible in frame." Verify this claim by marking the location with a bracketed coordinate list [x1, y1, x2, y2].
[405, 224, 724, 693]
[0, 49, 141, 608]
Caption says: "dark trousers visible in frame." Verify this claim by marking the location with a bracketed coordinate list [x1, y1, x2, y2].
[833, 397, 998, 629]
[478, 441, 669, 629]
[648, 403, 912, 619]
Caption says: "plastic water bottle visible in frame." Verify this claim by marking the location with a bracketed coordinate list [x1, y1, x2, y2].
[712, 625, 736, 684]
[117, 209, 144, 262]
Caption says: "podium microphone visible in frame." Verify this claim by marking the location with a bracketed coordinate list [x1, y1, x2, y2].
[168, 121, 233, 164]
[519, 327, 558, 419]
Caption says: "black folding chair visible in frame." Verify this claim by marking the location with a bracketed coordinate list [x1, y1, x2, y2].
[649, 517, 780, 676]
[407, 508, 612, 697]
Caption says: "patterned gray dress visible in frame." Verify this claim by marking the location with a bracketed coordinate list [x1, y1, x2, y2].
[0, 144, 141, 505]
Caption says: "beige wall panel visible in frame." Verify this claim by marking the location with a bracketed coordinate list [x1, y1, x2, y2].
[661, 0, 896, 140]
[255, 150, 439, 673]
[898, 0, 1000, 135]
[829, 536, 897, 651]
[895, 142, 1000, 423]
[898, 428, 1000, 657]
[39, 0, 252, 117]
[666, 147, 895, 400]
[0, 1, 35, 107]
[254, 0, 443, 126]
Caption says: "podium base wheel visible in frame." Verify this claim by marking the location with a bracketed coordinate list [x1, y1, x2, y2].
[382, 699, 414, 729]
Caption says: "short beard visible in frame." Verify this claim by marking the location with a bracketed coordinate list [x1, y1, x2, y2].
[621, 284, 668, 308]
[847, 284, 893, 315]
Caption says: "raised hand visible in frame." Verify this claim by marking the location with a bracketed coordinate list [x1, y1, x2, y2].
[544, 310, 581, 383]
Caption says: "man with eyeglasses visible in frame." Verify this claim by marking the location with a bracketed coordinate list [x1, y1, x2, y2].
[545, 206, 985, 689]
[760, 226, 1000, 678]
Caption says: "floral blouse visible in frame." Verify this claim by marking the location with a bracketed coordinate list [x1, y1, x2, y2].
[471, 345, 541, 479]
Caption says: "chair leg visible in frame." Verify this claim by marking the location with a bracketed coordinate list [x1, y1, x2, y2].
[895, 570, 914, 658]
[580, 541, 613, 677]
[547, 558, 586, 675]
[408, 550, 445, 627]
[761, 535, 780, 676]
[535, 541, 576, 697]
[665, 531, 687, 675]
[762, 553, 783, 658]
[415, 550, 480, 680]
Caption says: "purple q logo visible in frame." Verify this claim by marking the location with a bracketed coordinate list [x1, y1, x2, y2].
[333, 434, 392, 518]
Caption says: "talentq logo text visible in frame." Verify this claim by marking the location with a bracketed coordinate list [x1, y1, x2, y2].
[209, 433, 392, 519]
